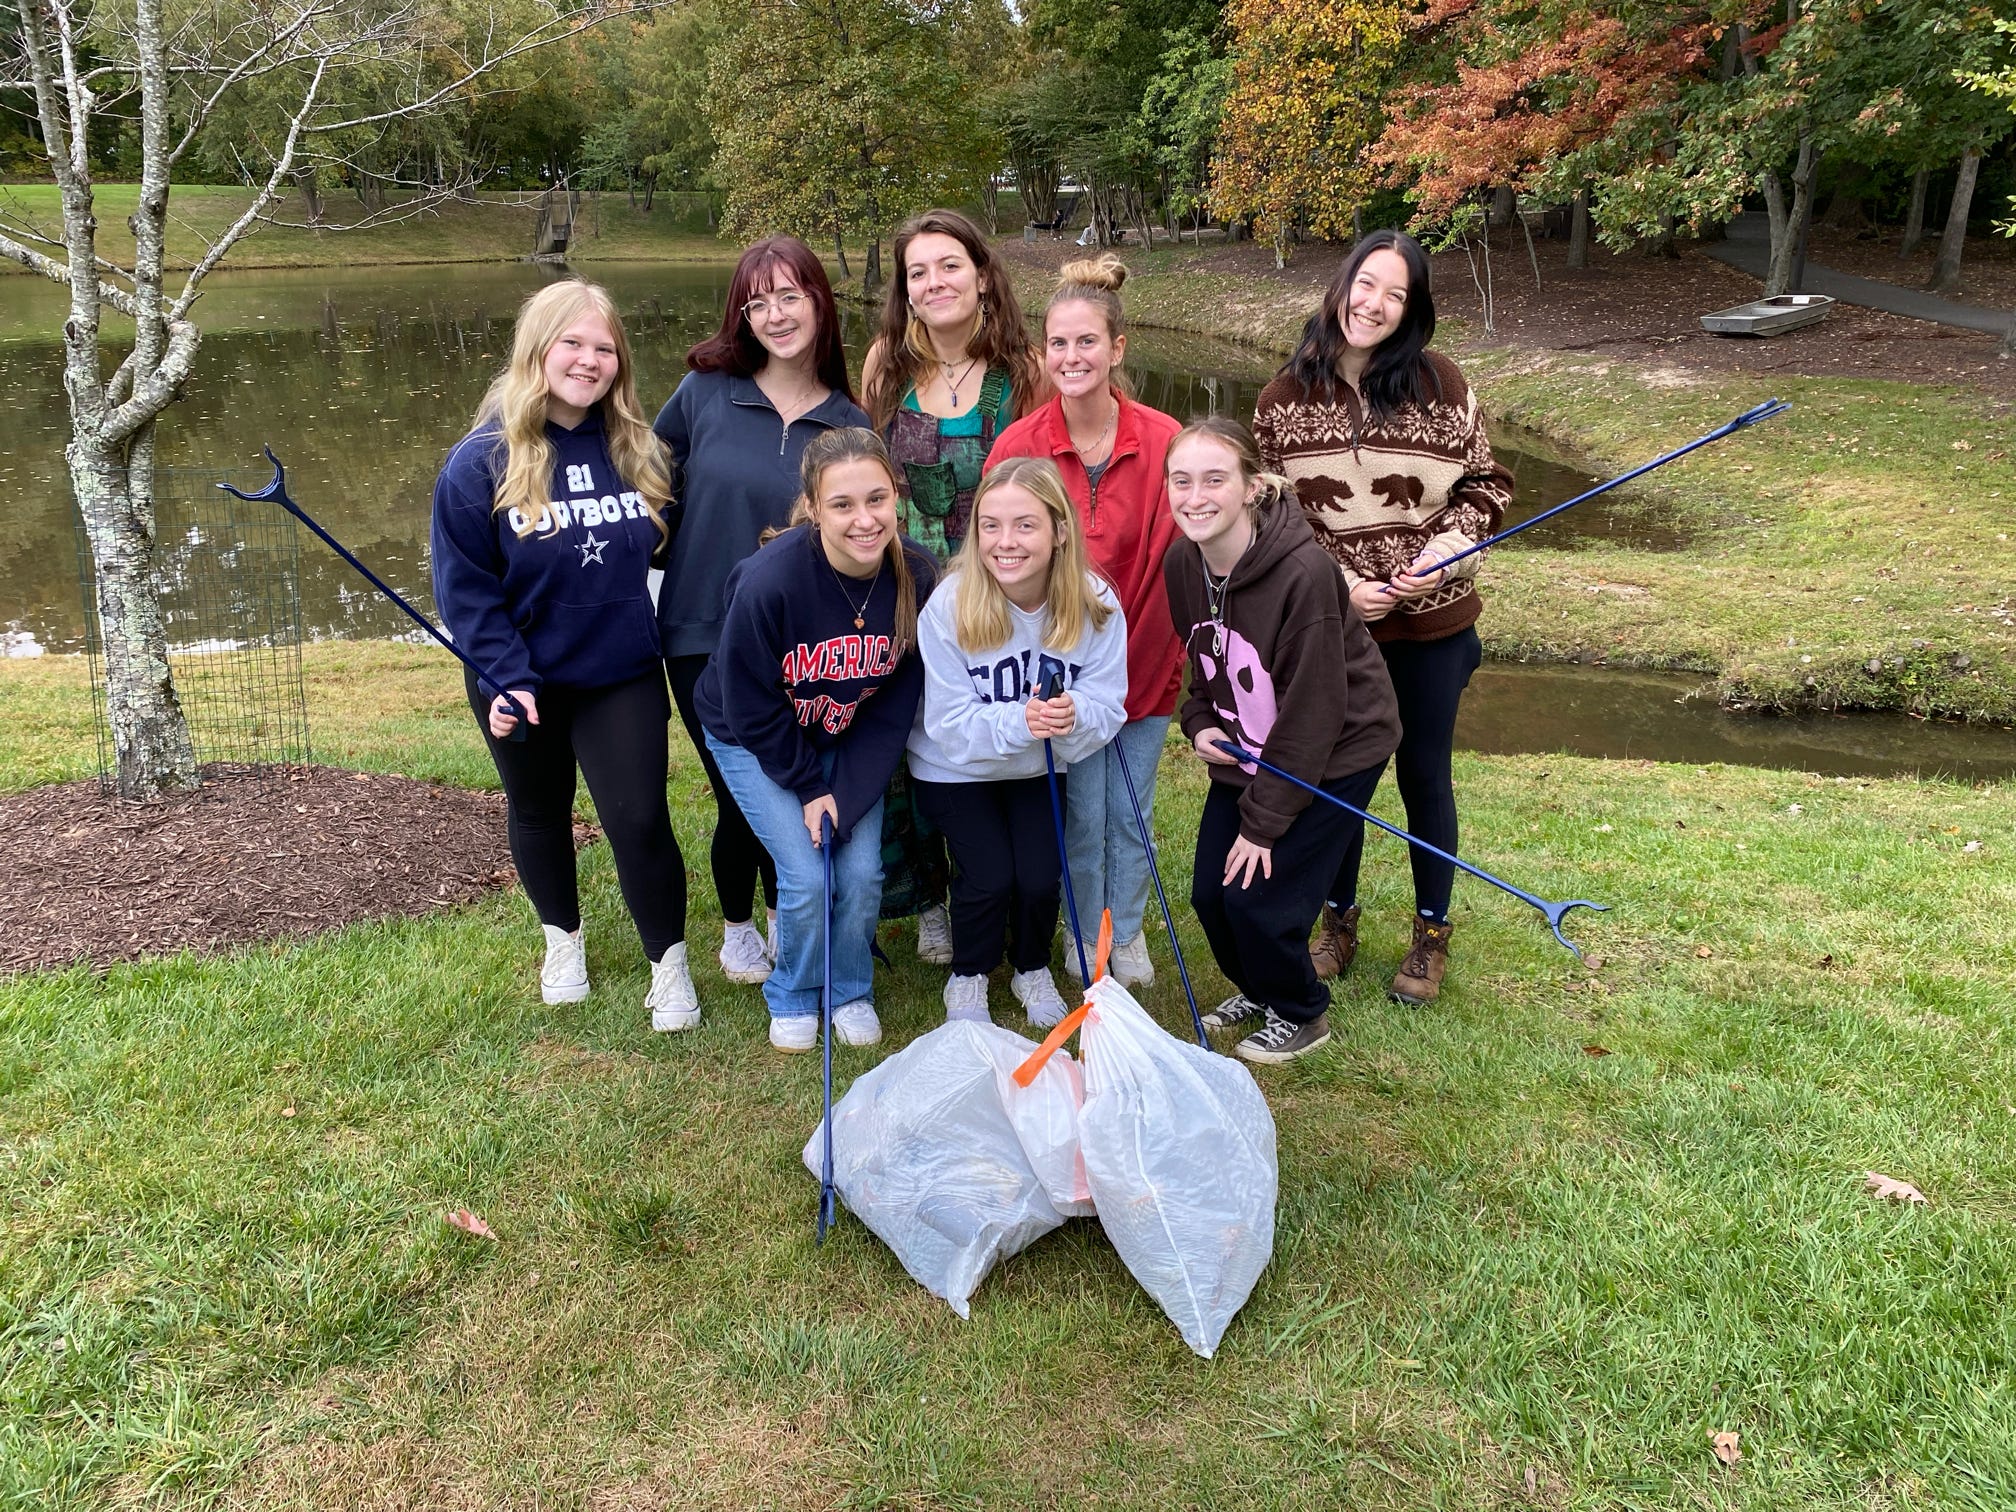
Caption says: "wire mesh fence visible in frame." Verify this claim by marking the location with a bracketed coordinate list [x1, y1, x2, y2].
[75, 467, 313, 794]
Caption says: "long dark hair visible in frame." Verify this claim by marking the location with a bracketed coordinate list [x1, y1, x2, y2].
[687, 235, 853, 399]
[1281, 229, 1440, 419]
[863, 209, 1042, 428]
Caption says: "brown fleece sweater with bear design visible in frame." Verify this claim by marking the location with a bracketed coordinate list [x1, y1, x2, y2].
[1251, 351, 1513, 643]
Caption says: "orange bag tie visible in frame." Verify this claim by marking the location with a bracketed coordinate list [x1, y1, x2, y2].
[1013, 911, 1110, 1087]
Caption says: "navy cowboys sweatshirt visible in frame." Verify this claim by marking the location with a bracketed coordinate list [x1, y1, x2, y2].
[430, 412, 664, 694]
[694, 525, 938, 842]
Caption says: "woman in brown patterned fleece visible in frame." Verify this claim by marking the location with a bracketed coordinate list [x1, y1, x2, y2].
[1252, 229, 1513, 1008]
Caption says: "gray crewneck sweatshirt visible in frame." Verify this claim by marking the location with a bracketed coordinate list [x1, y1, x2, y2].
[907, 569, 1129, 784]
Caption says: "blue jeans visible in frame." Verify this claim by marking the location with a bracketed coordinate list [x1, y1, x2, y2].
[1061, 715, 1171, 949]
[705, 734, 884, 1020]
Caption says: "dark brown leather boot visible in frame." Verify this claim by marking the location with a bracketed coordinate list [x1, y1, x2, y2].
[1390, 917, 1453, 1006]
[1309, 903, 1360, 981]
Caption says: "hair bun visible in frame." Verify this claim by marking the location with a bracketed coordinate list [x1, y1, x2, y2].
[1057, 254, 1127, 294]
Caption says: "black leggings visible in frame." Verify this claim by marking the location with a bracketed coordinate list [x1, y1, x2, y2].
[913, 774, 1061, 977]
[667, 652, 778, 923]
[1194, 763, 1381, 1025]
[468, 667, 686, 960]
[1331, 626, 1482, 922]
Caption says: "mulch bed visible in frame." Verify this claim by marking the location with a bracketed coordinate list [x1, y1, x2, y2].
[1, 764, 581, 976]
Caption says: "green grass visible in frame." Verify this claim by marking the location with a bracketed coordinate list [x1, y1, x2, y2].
[1008, 254, 2016, 723]
[4, 646, 2016, 1508]
[0, 184, 733, 273]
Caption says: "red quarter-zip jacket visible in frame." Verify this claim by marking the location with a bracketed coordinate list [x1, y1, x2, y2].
[985, 390, 1183, 721]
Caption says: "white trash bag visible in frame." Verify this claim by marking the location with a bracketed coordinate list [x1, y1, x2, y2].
[804, 1019, 1091, 1318]
[1076, 974, 1277, 1357]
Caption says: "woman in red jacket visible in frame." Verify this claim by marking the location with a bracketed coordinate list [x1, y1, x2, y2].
[984, 256, 1181, 990]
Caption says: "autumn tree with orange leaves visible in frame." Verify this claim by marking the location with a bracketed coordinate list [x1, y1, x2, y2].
[1209, 0, 1407, 269]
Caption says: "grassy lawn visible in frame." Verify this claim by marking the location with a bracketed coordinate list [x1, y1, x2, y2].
[1006, 257, 2016, 724]
[4, 646, 2014, 1509]
[0, 185, 732, 272]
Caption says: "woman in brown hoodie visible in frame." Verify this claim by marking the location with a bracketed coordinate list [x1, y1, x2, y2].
[1162, 417, 1400, 1065]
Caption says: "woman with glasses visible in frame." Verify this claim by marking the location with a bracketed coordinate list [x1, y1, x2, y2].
[655, 235, 869, 993]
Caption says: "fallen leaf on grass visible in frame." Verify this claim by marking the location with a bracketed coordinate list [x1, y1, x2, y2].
[1694, 945, 1714, 959]
[1581, 1044, 1611, 1057]
[1523, 1465, 1538, 1496]
[1864, 1172, 1927, 1205]
[1815, 953, 1834, 969]
[1711, 1431, 1742, 1466]
[445, 1209, 497, 1239]
[280, 1106, 296, 1118]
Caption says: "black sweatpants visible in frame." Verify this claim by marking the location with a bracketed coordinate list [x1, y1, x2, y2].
[913, 774, 1062, 977]
[667, 652, 778, 924]
[1194, 762, 1382, 1025]
[467, 667, 686, 960]
[1331, 626, 1482, 922]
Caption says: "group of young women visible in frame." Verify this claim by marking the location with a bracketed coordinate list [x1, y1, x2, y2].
[430, 211, 1512, 1066]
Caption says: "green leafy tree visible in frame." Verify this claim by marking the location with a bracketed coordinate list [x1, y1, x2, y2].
[1210, 0, 1406, 267]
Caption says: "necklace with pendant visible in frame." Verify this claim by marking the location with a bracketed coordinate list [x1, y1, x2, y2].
[1072, 397, 1118, 465]
[828, 555, 882, 630]
[942, 354, 980, 408]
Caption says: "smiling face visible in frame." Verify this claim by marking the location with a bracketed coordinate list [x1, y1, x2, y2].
[810, 457, 899, 578]
[1044, 299, 1123, 400]
[972, 482, 1060, 606]
[743, 265, 820, 368]
[541, 313, 620, 427]
[1167, 433, 1259, 560]
[1338, 247, 1412, 354]
[903, 231, 984, 337]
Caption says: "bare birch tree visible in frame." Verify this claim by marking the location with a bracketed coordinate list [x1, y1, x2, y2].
[0, 0, 648, 799]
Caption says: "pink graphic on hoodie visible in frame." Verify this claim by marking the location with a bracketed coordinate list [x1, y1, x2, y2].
[1190, 623, 1276, 775]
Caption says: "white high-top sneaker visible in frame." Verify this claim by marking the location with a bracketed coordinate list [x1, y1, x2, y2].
[915, 904, 953, 965]
[718, 920, 772, 984]
[942, 973, 991, 1024]
[1010, 967, 1071, 1030]
[540, 924, 589, 1004]
[646, 942, 701, 1032]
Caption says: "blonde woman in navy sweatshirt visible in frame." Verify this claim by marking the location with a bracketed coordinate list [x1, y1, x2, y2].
[431, 279, 699, 1029]
[694, 429, 937, 1052]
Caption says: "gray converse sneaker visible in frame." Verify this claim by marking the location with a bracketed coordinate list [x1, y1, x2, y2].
[1201, 992, 1264, 1032]
[1236, 1008, 1332, 1064]
[943, 973, 991, 1024]
[540, 924, 589, 1004]
[916, 904, 954, 965]
[646, 942, 701, 1032]
[1010, 967, 1071, 1030]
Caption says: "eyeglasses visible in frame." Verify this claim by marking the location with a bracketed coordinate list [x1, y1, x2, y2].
[743, 290, 808, 321]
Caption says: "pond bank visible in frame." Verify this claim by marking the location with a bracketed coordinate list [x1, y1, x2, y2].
[1001, 250, 2016, 725]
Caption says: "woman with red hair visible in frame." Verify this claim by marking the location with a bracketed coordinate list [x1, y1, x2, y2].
[655, 235, 869, 992]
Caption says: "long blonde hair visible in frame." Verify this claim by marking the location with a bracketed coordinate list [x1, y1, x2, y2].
[1167, 415, 1295, 526]
[1047, 254, 1132, 398]
[788, 428, 922, 660]
[476, 280, 670, 541]
[949, 457, 1114, 657]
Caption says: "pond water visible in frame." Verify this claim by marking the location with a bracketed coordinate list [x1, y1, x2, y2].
[1, 260, 2007, 782]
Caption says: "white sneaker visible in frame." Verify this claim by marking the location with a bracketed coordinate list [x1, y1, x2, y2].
[646, 942, 701, 1032]
[833, 999, 882, 1046]
[916, 904, 954, 965]
[540, 924, 589, 1004]
[943, 973, 991, 1024]
[1110, 931, 1155, 988]
[1011, 967, 1071, 1030]
[718, 920, 773, 984]
[769, 1014, 818, 1053]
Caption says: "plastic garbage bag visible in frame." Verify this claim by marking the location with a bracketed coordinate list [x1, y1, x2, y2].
[804, 1019, 1091, 1318]
[1075, 974, 1277, 1357]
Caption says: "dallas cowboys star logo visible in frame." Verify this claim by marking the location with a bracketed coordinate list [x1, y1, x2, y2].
[576, 530, 608, 566]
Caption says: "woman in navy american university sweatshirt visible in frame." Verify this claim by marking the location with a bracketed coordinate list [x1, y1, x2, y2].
[430, 279, 701, 1031]
[694, 429, 937, 1053]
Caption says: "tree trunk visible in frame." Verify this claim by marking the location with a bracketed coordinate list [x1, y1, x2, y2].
[864, 236, 882, 300]
[357, 171, 386, 214]
[1927, 148, 1981, 296]
[1490, 184, 1516, 244]
[1760, 135, 1818, 297]
[1273, 220, 1288, 271]
[832, 227, 850, 280]
[1899, 167, 1928, 257]
[74, 437, 198, 798]
[1789, 144, 1822, 292]
[295, 168, 323, 225]
[1566, 187, 1591, 268]
[641, 174, 657, 213]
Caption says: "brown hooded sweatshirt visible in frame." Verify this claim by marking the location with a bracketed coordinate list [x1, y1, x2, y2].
[1164, 498, 1401, 846]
